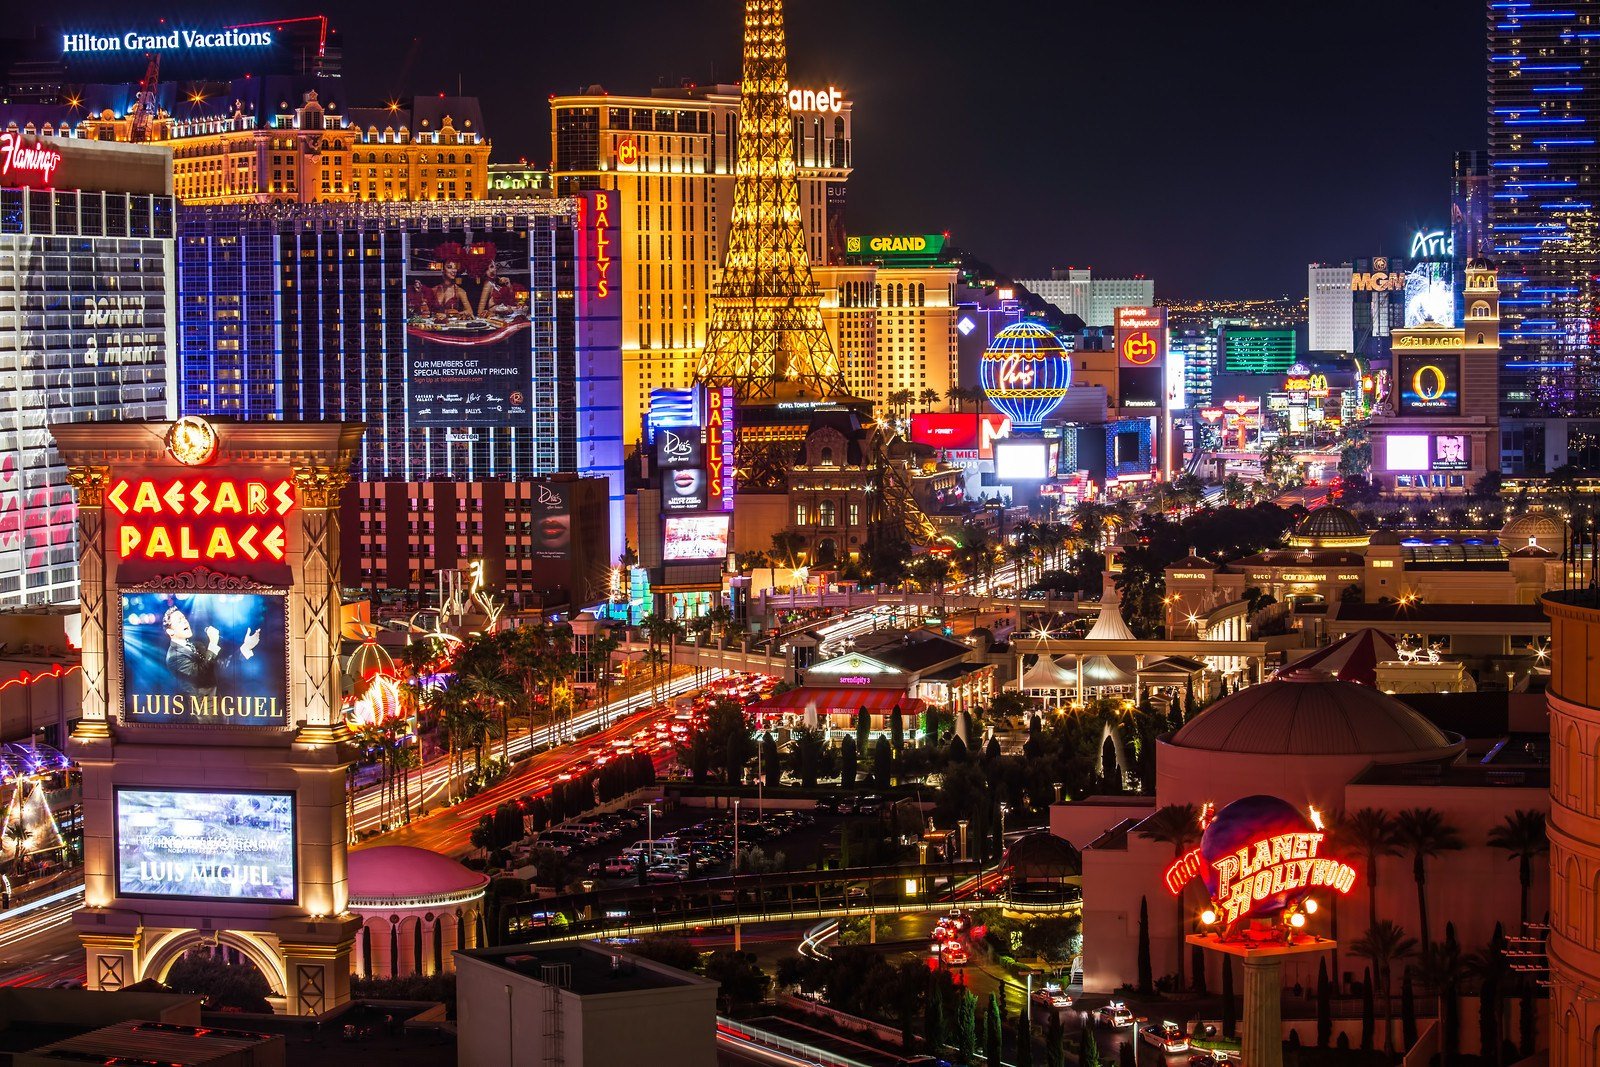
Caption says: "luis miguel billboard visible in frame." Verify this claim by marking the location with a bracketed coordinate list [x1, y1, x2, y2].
[120, 592, 288, 726]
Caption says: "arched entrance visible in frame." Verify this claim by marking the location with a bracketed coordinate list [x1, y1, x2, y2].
[141, 928, 287, 998]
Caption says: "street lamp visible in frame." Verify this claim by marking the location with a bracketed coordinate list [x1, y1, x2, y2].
[646, 800, 657, 864]
[733, 797, 740, 873]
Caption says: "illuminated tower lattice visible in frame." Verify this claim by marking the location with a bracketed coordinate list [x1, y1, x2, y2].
[695, 0, 845, 402]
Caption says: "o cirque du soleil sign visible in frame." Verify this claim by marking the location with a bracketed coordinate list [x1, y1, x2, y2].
[1163, 794, 1357, 931]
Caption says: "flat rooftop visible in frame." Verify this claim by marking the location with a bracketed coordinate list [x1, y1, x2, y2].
[461, 942, 702, 996]
[21, 1019, 282, 1064]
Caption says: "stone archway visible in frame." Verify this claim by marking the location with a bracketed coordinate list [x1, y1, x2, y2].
[141, 928, 288, 998]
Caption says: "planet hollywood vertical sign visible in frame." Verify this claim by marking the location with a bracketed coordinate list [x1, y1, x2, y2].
[1164, 795, 1357, 933]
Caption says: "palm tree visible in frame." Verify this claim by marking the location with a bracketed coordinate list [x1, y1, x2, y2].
[1414, 936, 1470, 1067]
[1486, 810, 1548, 930]
[1351, 920, 1418, 1054]
[1394, 808, 1465, 947]
[918, 387, 941, 413]
[589, 631, 621, 725]
[945, 385, 970, 413]
[1137, 803, 1201, 990]
[5, 818, 29, 876]
[1336, 808, 1401, 930]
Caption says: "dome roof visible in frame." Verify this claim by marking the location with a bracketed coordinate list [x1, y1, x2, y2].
[1289, 505, 1369, 548]
[984, 320, 1068, 356]
[1002, 831, 1081, 880]
[348, 845, 489, 904]
[1369, 529, 1403, 546]
[1500, 510, 1567, 551]
[1169, 669, 1458, 756]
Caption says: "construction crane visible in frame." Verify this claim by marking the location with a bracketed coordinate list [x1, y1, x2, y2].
[129, 53, 160, 143]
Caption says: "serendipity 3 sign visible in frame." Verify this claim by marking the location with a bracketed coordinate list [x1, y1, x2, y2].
[1164, 794, 1357, 931]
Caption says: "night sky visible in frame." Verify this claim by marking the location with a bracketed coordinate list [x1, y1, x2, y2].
[58, 1, 1486, 297]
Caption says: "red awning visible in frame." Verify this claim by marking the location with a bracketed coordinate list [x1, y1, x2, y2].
[751, 687, 926, 716]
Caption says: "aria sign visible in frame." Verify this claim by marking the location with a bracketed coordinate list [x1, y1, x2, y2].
[1164, 795, 1357, 932]
[1410, 229, 1454, 260]
[0, 132, 63, 188]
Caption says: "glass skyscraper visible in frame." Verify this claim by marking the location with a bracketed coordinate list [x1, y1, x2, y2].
[1489, 0, 1600, 419]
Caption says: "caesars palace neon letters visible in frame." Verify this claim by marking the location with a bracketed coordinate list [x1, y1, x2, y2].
[788, 86, 844, 113]
[109, 477, 295, 563]
[0, 132, 63, 187]
[1166, 831, 1357, 926]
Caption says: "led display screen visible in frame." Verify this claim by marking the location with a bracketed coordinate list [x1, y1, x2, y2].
[1397, 354, 1460, 416]
[1384, 434, 1431, 472]
[663, 514, 731, 562]
[654, 428, 705, 470]
[662, 468, 709, 512]
[121, 592, 287, 727]
[1433, 434, 1469, 471]
[1404, 261, 1456, 329]
[405, 230, 532, 427]
[1115, 431, 1144, 467]
[115, 787, 296, 902]
[994, 440, 1050, 481]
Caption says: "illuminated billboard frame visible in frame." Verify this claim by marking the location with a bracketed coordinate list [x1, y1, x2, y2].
[119, 590, 291, 728]
[114, 786, 298, 904]
[1384, 434, 1431, 473]
[663, 513, 731, 562]
[1397, 354, 1460, 416]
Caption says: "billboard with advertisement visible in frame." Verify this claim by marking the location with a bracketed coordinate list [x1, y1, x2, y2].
[527, 480, 571, 560]
[1384, 434, 1431, 472]
[115, 787, 296, 902]
[994, 440, 1053, 481]
[663, 514, 730, 562]
[1433, 434, 1469, 471]
[405, 231, 532, 428]
[1397, 354, 1460, 415]
[1404, 261, 1455, 328]
[662, 469, 709, 511]
[120, 592, 288, 727]
[908, 413, 1013, 458]
[654, 429, 705, 470]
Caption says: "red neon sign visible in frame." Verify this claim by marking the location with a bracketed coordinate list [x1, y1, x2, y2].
[592, 191, 613, 299]
[109, 477, 295, 564]
[707, 399, 725, 504]
[0, 132, 63, 187]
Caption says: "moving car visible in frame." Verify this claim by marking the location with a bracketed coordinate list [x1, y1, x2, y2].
[1093, 1002, 1136, 1028]
[1030, 983, 1073, 1011]
[1141, 1022, 1190, 1054]
[939, 941, 969, 966]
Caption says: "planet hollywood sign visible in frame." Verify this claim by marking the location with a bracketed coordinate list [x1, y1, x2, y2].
[1164, 795, 1358, 931]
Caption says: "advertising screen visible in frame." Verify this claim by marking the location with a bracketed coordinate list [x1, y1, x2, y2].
[655, 428, 705, 470]
[405, 230, 532, 428]
[1115, 431, 1144, 467]
[121, 592, 287, 727]
[1118, 366, 1164, 409]
[1404, 261, 1455, 328]
[1385, 435, 1431, 472]
[1433, 434, 1469, 471]
[994, 440, 1050, 481]
[528, 480, 571, 560]
[662, 468, 709, 511]
[909, 414, 1012, 458]
[663, 514, 731, 562]
[1397, 354, 1460, 416]
[115, 787, 296, 902]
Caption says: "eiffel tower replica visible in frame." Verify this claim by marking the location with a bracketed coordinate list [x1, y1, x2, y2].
[697, 0, 864, 488]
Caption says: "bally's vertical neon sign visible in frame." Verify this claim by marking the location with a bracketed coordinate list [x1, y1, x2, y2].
[591, 192, 613, 299]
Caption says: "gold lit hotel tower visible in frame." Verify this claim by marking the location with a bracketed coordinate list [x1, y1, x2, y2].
[696, 0, 847, 406]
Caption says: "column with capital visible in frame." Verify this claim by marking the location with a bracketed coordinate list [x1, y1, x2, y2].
[67, 465, 112, 734]
[293, 465, 349, 736]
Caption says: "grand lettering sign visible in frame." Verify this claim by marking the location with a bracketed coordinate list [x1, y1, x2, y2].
[62, 27, 274, 54]
[1163, 794, 1357, 932]
[1393, 331, 1465, 350]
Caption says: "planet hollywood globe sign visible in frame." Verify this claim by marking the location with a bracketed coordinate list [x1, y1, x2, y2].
[1164, 794, 1357, 935]
[977, 321, 1072, 429]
